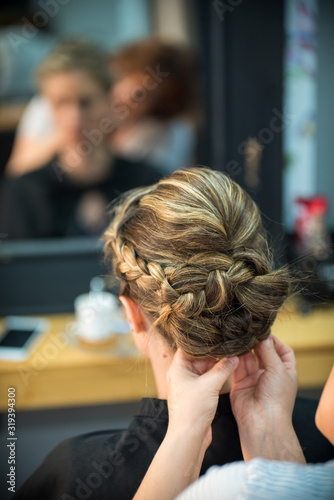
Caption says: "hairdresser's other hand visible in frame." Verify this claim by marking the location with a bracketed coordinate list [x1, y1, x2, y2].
[167, 349, 238, 450]
[230, 335, 305, 463]
[230, 335, 297, 426]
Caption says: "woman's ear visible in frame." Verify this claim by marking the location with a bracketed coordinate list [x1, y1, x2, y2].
[119, 296, 146, 333]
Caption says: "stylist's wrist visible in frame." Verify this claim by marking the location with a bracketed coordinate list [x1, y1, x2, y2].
[164, 424, 210, 474]
[236, 406, 293, 432]
[167, 415, 212, 446]
[237, 411, 292, 443]
[237, 412, 305, 463]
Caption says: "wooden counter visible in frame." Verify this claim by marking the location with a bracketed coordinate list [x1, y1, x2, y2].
[272, 303, 334, 388]
[0, 314, 156, 411]
[0, 303, 333, 411]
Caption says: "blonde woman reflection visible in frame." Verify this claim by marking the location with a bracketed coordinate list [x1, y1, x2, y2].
[13, 168, 333, 500]
[0, 39, 162, 238]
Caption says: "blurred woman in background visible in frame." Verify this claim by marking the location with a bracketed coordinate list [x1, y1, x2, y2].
[0, 39, 162, 238]
[6, 37, 202, 178]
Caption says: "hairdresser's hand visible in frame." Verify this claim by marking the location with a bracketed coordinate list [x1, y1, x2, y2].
[134, 352, 238, 500]
[230, 335, 305, 463]
[230, 335, 297, 426]
[167, 349, 239, 450]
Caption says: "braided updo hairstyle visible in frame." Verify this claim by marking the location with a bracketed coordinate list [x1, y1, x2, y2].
[103, 167, 291, 358]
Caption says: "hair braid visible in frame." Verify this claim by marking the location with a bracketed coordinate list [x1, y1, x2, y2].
[104, 166, 293, 358]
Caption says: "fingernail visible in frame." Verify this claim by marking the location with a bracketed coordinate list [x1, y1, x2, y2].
[229, 356, 239, 367]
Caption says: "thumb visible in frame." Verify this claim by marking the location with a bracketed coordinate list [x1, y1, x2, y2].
[203, 356, 239, 388]
[255, 336, 281, 372]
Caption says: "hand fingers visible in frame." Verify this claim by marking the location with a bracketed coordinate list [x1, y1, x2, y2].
[192, 357, 216, 375]
[232, 368, 264, 391]
[170, 349, 238, 389]
[254, 335, 295, 374]
[244, 351, 259, 375]
[270, 335, 296, 371]
[172, 348, 196, 370]
[253, 336, 279, 372]
[167, 349, 197, 384]
[203, 356, 239, 389]
[232, 352, 258, 384]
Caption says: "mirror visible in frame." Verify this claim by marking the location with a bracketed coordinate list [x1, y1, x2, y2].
[0, 0, 202, 241]
[0, 0, 333, 310]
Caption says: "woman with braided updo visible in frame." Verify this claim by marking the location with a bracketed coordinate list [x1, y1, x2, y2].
[13, 167, 334, 500]
[104, 166, 289, 364]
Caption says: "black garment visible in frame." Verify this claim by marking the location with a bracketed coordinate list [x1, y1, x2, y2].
[13, 395, 334, 500]
[0, 156, 163, 239]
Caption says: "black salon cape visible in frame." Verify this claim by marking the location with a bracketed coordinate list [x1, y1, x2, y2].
[13, 395, 334, 500]
[0, 156, 164, 239]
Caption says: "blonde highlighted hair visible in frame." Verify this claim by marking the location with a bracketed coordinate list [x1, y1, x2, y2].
[103, 167, 291, 358]
[36, 38, 111, 92]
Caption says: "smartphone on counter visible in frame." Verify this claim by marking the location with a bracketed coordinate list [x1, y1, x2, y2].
[0, 316, 49, 361]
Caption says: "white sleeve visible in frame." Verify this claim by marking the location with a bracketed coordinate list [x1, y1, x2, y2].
[17, 96, 55, 138]
[175, 461, 246, 500]
[175, 458, 334, 500]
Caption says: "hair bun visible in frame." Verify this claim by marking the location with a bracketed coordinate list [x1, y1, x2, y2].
[155, 255, 290, 358]
[104, 167, 293, 358]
